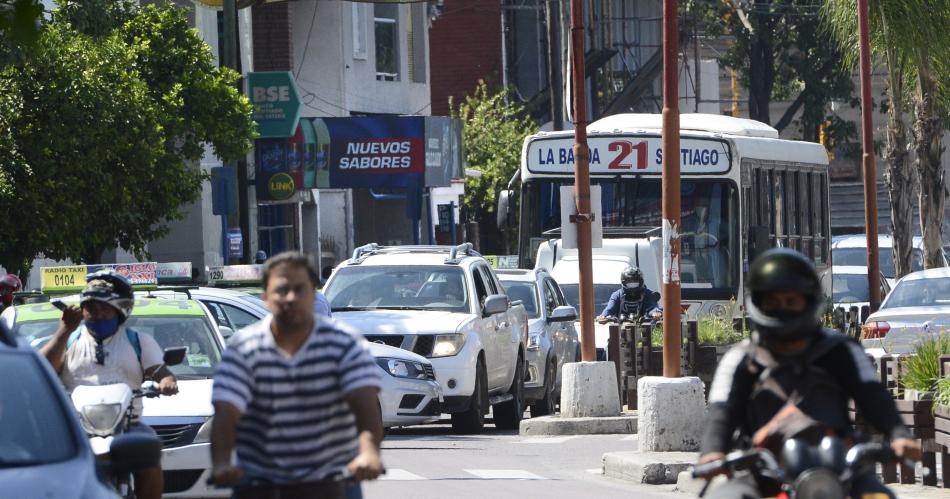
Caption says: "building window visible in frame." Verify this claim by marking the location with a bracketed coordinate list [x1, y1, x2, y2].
[374, 4, 399, 81]
[352, 3, 368, 60]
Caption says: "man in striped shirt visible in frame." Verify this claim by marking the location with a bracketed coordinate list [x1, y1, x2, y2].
[210, 252, 383, 497]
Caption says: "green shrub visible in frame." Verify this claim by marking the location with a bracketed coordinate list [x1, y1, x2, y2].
[649, 318, 747, 347]
[902, 333, 950, 393]
[935, 376, 950, 410]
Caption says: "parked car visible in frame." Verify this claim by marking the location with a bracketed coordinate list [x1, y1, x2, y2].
[831, 234, 947, 287]
[148, 287, 443, 428]
[820, 265, 891, 323]
[861, 267, 950, 356]
[324, 243, 528, 434]
[0, 323, 160, 499]
[1, 297, 226, 498]
[496, 268, 579, 416]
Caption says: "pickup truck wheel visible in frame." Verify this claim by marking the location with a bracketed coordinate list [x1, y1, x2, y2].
[530, 359, 557, 417]
[451, 358, 487, 434]
[493, 355, 524, 430]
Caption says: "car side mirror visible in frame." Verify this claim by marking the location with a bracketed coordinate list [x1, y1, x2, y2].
[163, 347, 187, 367]
[548, 305, 577, 323]
[109, 432, 162, 474]
[219, 326, 235, 340]
[483, 294, 509, 317]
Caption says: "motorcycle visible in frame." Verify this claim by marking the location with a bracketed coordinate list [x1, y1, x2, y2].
[691, 436, 920, 499]
[71, 346, 186, 498]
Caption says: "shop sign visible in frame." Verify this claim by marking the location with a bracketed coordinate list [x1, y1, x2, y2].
[246, 71, 301, 138]
[324, 116, 425, 188]
[268, 172, 296, 200]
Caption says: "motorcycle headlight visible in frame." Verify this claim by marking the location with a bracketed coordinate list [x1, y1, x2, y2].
[431, 334, 465, 357]
[80, 403, 124, 437]
[375, 358, 428, 379]
[193, 416, 213, 444]
[527, 332, 541, 351]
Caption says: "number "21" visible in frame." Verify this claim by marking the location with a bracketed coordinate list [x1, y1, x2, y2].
[608, 140, 648, 170]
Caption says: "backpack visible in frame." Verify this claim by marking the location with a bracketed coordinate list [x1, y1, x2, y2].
[67, 328, 143, 368]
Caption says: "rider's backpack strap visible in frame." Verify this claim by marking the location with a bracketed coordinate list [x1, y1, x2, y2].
[66, 329, 82, 350]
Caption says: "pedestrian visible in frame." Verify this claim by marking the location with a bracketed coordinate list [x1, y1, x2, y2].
[314, 289, 332, 318]
[210, 251, 383, 499]
[40, 270, 178, 499]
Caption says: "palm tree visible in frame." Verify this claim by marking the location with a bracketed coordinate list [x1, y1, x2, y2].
[824, 0, 950, 273]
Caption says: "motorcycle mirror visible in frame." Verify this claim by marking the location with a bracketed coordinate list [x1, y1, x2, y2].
[163, 347, 187, 367]
[817, 436, 847, 474]
[109, 433, 162, 474]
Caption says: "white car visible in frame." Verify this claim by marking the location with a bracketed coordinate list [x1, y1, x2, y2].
[324, 243, 528, 434]
[820, 265, 891, 324]
[831, 234, 947, 287]
[496, 268, 579, 416]
[1, 297, 226, 498]
[148, 287, 443, 428]
[862, 267, 950, 356]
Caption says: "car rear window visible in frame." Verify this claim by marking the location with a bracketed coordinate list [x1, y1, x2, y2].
[882, 276, 950, 309]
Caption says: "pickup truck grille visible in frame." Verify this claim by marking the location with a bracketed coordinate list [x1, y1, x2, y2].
[413, 335, 434, 357]
[365, 335, 404, 348]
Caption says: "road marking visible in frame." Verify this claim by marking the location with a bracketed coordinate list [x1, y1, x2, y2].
[379, 469, 427, 481]
[516, 436, 578, 444]
[464, 469, 547, 480]
[586, 468, 603, 475]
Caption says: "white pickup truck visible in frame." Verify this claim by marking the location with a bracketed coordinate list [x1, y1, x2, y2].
[323, 243, 528, 434]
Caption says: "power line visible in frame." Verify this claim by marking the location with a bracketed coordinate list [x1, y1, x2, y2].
[295, 2, 318, 79]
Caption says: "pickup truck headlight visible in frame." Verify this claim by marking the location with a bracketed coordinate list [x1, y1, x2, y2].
[527, 332, 541, 351]
[376, 358, 429, 379]
[431, 334, 465, 357]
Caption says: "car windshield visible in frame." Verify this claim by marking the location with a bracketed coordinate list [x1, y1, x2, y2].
[882, 277, 950, 309]
[15, 316, 221, 380]
[326, 266, 469, 313]
[0, 352, 77, 467]
[558, 284, 618, 317]
[832, 274, 871, 303]
[499, 280, 539, 318]
[833, 247, 924, 279]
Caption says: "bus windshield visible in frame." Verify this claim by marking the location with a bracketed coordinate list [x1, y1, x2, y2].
[522, 178, 739, 295]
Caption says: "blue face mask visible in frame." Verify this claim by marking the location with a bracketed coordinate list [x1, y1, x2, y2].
[84, 318, 119, 340]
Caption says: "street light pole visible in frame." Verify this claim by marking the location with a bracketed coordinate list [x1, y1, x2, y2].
[661, 0, 682, 378]
[222, 0, 251, 264]
[857, 0, 882, 312]
[569, 0, 595, 362]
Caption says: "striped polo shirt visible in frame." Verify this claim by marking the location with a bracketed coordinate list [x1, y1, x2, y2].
[212, 315, 381, 483]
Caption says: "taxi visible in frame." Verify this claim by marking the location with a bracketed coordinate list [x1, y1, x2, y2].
[3, 263, 226, 498]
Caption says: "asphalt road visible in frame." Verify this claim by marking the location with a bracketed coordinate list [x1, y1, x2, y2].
[362, 418, 685, 499]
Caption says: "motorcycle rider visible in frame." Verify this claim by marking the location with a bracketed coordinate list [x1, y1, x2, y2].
[596, 266, 661, 322]
[40, 270, 178, 499]
[697, 248, 921, 498]
[0, 273, 22, 311]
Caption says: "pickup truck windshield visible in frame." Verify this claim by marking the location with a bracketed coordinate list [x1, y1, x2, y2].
[326, 266, 469, 313]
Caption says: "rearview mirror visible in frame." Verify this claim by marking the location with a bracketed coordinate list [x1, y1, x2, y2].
[496, 190, 514, 230]
[483, 294, 509, 317]
[219, 326, 235, 340]
[109, 432, 161, 474]
[548, 305, 577, 323]
[162, 347, 187, 367]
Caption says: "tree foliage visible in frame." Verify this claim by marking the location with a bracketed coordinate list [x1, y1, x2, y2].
[0, 2, 254, 275]
[450, 81, 537, 241]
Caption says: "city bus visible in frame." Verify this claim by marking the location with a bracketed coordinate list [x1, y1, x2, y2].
[498, 113, 832, 320]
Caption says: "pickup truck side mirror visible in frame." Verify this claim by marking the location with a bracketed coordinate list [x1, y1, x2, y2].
[483, 294, 509, 317]
[162, 347, 187, 367]
[548, 305, 577, 323]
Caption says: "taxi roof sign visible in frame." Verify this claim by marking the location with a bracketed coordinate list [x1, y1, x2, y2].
[41, 263, 159, 294]
[156, 262, 193, 284]
[207, 265, 262, 287]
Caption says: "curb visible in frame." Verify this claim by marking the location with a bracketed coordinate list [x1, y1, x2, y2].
[519, 413, 637, 436]
[602, 451, 696, 485]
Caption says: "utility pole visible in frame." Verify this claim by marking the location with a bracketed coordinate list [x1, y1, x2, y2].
[223, 0, 251, 264]
[858, 0, 881, 313]
[661, 0, 682, 378]
[569, 0, 595, 361]
[546, 0, 563, 130]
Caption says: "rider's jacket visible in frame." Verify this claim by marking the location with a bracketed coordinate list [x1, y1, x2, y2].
[600, 287, 661, 318]
[700, 328, 911, 455]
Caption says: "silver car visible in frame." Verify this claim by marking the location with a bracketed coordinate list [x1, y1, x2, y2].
[150, 287, 443, 428]
[862, 267, 950, 356]
[496, 269, 579, 416]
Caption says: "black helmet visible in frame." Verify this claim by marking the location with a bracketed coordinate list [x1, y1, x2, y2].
[80, 270, 135, 323]
[745, 248, 823, 344]
[621, 266, 645, 299]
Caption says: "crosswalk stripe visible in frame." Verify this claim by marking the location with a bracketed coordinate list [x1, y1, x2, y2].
[464, 469, 547, 480]
[516, 436, 578, 444]
[379, 469, 427, 481]
[586, 468, 603, 475]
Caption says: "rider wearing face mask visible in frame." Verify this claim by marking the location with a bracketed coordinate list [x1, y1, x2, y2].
[40, 270, 178, 499]
[697, 248, 920, 498]
[596, 266, 662, 322]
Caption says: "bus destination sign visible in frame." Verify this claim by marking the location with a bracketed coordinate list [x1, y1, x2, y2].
[526, 136, 729, 175]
